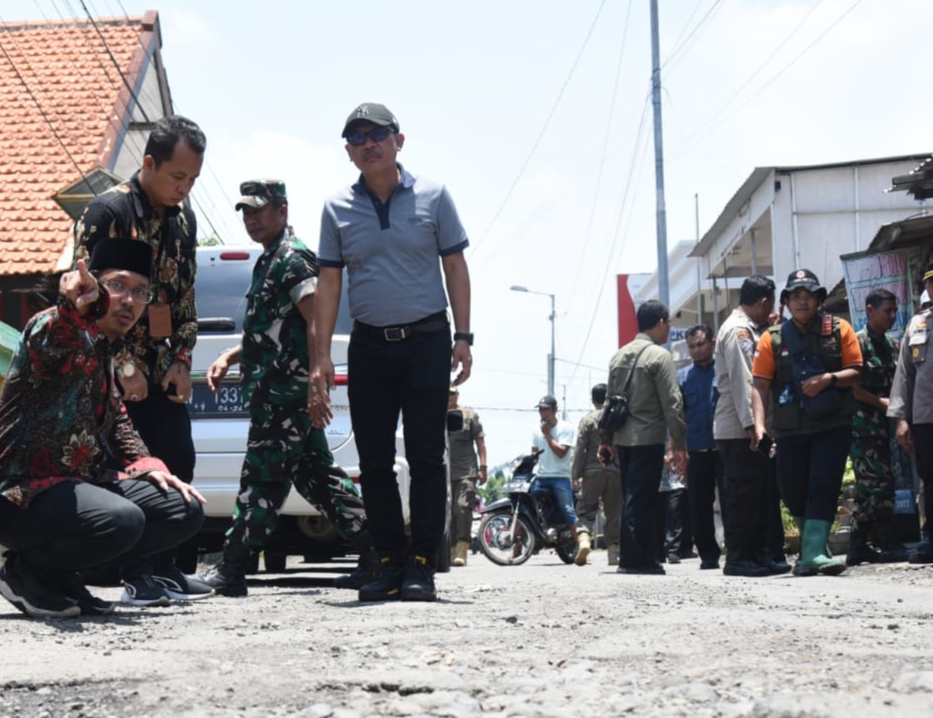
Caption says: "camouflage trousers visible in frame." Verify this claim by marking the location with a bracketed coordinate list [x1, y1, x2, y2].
[451, 477, 477, 543]
[226, 397, 366, 550]
[850, 430, 896, 535]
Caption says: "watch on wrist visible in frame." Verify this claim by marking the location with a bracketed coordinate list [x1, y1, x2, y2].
[453, 332, 474, 346]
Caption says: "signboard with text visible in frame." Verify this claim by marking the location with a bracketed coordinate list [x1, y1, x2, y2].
[841, 249, 914, 335]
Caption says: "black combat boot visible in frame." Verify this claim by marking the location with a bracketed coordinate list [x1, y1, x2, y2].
[874, 521, 909, 563]
[401, 554, 437, 602]
[358, 555, 405, 602]
[200, 541, 251, 597]
[846, 527, 880, 566]
[333, 548, 381, 590]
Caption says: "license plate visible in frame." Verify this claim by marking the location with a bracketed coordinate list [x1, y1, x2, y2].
[187, 382, 248, 418]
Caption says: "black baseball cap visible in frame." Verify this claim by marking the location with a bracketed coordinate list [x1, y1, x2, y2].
[535, 395, 558, 409]
[780, 268, 826, 303]
[341, 102, 400, 138]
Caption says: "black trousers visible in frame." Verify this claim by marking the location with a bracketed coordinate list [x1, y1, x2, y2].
[911, 423, 933, 540]
[0, 479, 203, 579]
[348, 321, 451, 566]
[124, 386, 196, 573]
[775, 425, 851, 522]
[719, 439, 783, 562]
[687, 450, 723, 563]
[616, 444, 665, 569]
[655, 488, 689, 560]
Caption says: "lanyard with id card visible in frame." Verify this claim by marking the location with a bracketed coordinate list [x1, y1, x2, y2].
[148, 302, 172, 338]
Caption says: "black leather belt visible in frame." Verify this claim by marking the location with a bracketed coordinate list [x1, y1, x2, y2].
[353, 313, 449, 342]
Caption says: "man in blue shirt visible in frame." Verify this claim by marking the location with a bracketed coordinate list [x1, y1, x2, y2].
[311, 103, 473, 603]
[677, 325, 723, 569]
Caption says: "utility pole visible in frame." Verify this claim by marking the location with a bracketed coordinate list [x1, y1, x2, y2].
[650, 0, 670, 310]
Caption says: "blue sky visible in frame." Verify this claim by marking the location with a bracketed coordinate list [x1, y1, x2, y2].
[4, 0, 933, 467]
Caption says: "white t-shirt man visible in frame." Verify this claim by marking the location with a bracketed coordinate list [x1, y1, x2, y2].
[533, 419, 575, 477]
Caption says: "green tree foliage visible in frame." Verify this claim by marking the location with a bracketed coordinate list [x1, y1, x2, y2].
[478, 468, 507, 505]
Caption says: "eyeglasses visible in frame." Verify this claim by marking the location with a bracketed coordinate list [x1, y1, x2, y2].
[101, 279, 153, 304]
[345, 126, 394, 147]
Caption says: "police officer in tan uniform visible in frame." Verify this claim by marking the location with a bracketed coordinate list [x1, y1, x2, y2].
[889, 263, 933, 564]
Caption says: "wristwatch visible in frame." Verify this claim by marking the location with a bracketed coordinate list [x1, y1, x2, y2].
[119, 362, 137, 379]
[453, 332, 474, 346]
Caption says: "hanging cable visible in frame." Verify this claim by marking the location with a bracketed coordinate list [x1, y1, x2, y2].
[468, 0, 609, 259]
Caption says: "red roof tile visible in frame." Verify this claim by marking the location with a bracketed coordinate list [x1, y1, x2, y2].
[0, 13, 158, 276]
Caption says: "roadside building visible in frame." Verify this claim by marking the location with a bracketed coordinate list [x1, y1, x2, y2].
[0, 12, 174, 327]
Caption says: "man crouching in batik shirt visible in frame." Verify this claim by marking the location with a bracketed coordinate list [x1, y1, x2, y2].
[0, 238, 206, 618]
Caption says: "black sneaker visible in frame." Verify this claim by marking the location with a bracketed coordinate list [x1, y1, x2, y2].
[723, 559, 769, 577]
[57, 572, 116, 616]
[120, 575, 171, 607]
[401, 555, 437, 602]
[334, 549, 381, 590]
[0, 555, 80, 619]
[699, 558, 720, 570]
[358, 556, 405, 602]
[152, 566, 215, 601]
[200, 559, 248, 598]
[617, 563, 666, 575]
[908, 541, 933, 565]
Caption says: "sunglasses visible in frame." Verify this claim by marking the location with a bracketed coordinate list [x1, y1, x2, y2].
[345, 126, 394, 147]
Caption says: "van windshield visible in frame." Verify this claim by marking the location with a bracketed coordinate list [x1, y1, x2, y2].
[196, 250, 352, 335]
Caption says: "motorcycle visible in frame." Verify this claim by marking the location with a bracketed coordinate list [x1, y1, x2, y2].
[477, 451, 578, 566]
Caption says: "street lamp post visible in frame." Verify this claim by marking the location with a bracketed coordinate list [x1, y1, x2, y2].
[510, 285, 556, 397]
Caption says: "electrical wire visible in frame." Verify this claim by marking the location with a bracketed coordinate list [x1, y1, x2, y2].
[113, 0, 240, 244]
[671, 0, 861, 158]
[468, 0, 609, 260]
[0, 13, 90, 185]
[564, 0, 635, 317]
[74, 0, 231, 244]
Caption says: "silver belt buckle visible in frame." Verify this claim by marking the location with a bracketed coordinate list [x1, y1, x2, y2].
[384, 326, 406, 341]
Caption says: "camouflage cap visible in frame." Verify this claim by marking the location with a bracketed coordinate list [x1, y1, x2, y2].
[235, 179, 287, 210]
[341, 102, 400, 138]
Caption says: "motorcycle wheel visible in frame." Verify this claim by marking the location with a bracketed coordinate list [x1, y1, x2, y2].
[556, 535, 578, 565]
[477, 512, 536, 566]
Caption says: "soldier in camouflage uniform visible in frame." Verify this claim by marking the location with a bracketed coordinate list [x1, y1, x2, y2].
[447, 386, 487, 567]
[848, 288, 909, 565]
[200, 180, 371, 597]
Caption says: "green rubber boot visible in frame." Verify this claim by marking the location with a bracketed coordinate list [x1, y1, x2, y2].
[793, 519, 846, 576]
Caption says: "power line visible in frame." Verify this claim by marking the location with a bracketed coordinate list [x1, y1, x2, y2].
[74, 0, 231, 244]
[112, 0, 240, 243]
[565, 0, 635, 316]
[0, 14, 89, 185]
[566, 94, 653, 387]
[468, 0, 609, 259]
[671, 0, 861, 158]
[661, 0, 726, 74]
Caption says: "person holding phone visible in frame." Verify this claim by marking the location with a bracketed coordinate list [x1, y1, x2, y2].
[714, 276, 789, 577]
[751, 269, 862, 577]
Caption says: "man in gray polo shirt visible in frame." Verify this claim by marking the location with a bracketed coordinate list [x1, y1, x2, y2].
[310, 102, 473, 603]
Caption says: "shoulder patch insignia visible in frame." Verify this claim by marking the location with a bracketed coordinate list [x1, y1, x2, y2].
[821, 315, 833, 337]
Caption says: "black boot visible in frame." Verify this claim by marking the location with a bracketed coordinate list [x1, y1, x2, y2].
[333, 548, 381, 590]
[401, 554, 437, 602]
[358, 554, 405, 602]
[875, 521, 909, 563]
[200, 541, 250, 597]
[846, 527, 879, 567]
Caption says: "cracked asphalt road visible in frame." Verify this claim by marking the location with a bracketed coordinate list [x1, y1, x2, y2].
[2, 551, 933, 717]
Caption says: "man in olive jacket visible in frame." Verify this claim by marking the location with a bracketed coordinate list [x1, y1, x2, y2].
[599, 300, 687, 575]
